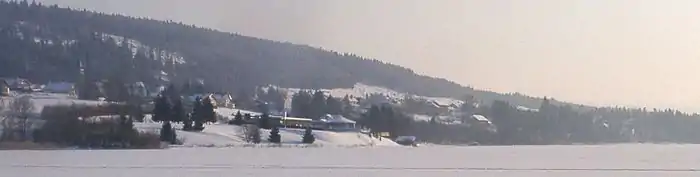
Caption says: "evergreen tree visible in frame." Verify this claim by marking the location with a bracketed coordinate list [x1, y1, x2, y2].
[325, 95, 343, 115]
[183, 115, 193, 131]
[191, 96, 205, 131]
[302, 127, 315, 144]
[164, 83, 180, 102]
[291, 91, 312, 118]
[130, 104, 145, 122]
[152, 94, 171, 122]
[171, 97, 186, 123]
[103, 76, 129, 102]
[310, 91, 327, 119]
[267, 87, 287, 112]
[201, 96, 216, 122]
[160, 122, 176, 144]
[268, 127, 281, 143]
[259, 113, 271, 129]
[341, 95, 353, 116]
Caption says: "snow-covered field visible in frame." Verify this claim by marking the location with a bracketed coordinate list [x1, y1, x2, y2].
[134, 121, 397, 147]
[3, 144, 700, 177]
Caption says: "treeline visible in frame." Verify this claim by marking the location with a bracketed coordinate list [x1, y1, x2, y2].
[289, 90, 353, 119]
[363, 97, 700, 145]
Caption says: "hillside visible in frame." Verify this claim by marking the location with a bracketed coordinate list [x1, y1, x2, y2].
[0, 1, 567, 109]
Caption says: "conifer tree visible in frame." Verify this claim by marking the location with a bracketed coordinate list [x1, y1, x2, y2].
[201, 96, 216, 122]
[268, 127, 281, 143]
[160, 122, 176, 144]
[326, 95, 343, 115]
[191, 97, 205, 131]
[172, 97, 186, 123]
[310, 91, 327, 119]
[259, 113, 271, 129]
[152, 94, 171, 122]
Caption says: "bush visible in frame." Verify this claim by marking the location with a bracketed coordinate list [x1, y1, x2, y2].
[243, 124, 261, 144]
[130, 132, 163, 149]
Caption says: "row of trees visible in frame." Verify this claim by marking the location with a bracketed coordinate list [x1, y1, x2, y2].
[242, 125, 315, 144]
[30, 104, 161, 149]
[363, 95, 700, 145]
[290, 90, 353, 119]
[152, 85, 216, 144]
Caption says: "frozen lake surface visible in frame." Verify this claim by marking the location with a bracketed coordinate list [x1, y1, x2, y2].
[2, 144, 700, 177]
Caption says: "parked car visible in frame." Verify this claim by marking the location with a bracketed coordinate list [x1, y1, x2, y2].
[395, 136, 418, 147]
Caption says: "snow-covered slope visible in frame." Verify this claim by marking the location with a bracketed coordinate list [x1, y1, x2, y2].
[281, 83, 464, 107]
[135, 122, 398, 148]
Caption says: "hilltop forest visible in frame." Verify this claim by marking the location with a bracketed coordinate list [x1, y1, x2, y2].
[0, 0, 564, 109]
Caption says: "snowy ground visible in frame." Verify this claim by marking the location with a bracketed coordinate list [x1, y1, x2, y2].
[135, 121, 398, 147]
[3, 144, 700, 177]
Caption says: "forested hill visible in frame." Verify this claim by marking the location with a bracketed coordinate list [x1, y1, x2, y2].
[0, 1, 564, 108]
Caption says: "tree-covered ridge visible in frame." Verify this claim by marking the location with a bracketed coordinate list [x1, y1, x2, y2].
[0, 0, 568, 109]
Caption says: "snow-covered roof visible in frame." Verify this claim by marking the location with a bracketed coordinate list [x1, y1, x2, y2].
[516, 106, 539, 112]
[319, 114, 356, 124]
[471, 114, 491, 123]
[44, 82, 74, 92]
[215, 108, 262, 118]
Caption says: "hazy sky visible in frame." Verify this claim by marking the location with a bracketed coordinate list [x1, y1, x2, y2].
[36, 0, 700, 112]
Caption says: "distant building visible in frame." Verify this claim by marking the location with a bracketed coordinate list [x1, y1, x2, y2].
[464, 114, 496, 132]
[0, 77, 32, 92]
[211, 93, 234, 108]
[314, 114, 357, 131]
[44, 82, 76, 95]
[275, 116, 314, 129]
[0, 79, 9, 96]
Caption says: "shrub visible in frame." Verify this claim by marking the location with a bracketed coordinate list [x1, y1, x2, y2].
[243, 124, 261, 144]
[302, 127, 315, 144]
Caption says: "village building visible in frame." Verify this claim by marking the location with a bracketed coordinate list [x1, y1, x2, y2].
[44, 81, 76, 95]
[314, 114, 357, 131]
[0, 79, 9, 96]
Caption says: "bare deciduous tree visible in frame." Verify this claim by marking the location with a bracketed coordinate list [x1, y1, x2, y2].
[2, 96, 35, 141]
[242, 124, 261, 144]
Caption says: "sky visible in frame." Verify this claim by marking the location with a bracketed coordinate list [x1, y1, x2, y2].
[35, 0, 700, 112]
